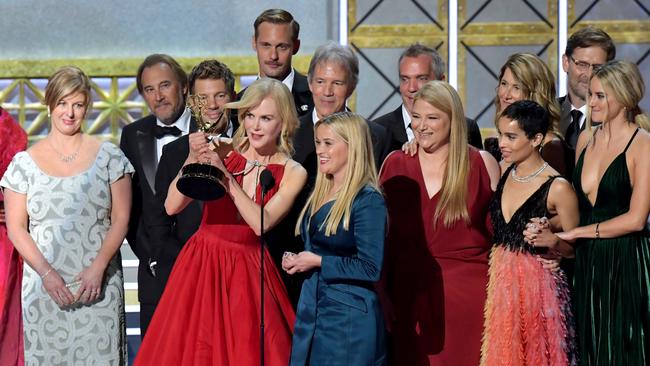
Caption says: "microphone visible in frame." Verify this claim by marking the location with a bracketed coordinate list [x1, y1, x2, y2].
[260, 169, 275, 194]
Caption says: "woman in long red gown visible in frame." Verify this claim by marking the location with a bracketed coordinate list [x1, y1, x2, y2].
[0, 107, 27, 366]
[134, 78, 307, 366]
[379, 81, 500, 365]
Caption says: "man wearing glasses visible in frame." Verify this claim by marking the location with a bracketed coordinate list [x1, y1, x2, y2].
[560, 27, 616, 153]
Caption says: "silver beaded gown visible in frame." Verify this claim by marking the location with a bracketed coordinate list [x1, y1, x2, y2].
[0, 142, 133, 366]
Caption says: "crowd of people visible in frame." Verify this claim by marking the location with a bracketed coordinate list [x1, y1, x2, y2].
[0, 7, 649, 366]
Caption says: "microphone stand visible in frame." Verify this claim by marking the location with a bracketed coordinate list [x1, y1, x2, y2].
[258, 169, 274, 366]
[260, 191, 266, 366]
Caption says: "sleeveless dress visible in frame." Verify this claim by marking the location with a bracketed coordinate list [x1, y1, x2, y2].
[0, 109, 27, 366]
[0, 142, 132, 365]
[481, 169, 577, 366]
[134, 152, 295, 366]
[572, 128, 650, 365]
[379, 148, 493, 366]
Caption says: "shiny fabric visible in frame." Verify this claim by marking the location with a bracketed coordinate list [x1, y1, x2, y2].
[572, 128, 650, 365]
[135, 152, 295, 366]
[0, 108, 27, 366]
[379, 148, 492, 365]
[290, 186, 387, 366]
[481, 171, 577, 366]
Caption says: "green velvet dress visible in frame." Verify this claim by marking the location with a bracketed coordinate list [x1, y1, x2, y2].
[572, 128, 650, 366]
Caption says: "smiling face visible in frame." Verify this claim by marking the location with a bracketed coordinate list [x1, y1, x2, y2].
[50, 91, 88, 135]
[315, 123, 348, 178]
[563, 46, 608, 106]
[588, 76, 624, 124]
[411, 99, 451, 152]
[309, 61, 352, 119]
[253, 22, 298, 80]
[141, 62, 187, 125]
[192, 78, 232, 122]
[497, 116, 541, 164]
[243, 96, 283, 152]
[497, 67, 524, 113]
[399, 55, 437, 115]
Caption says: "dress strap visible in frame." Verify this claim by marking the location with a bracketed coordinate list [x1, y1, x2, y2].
[623, 128, 640, 154]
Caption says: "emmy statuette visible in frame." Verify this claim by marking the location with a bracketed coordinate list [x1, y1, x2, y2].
[176, 94, 232, 200]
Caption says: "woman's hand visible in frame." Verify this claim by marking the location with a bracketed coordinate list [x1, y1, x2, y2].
[536, 254, 562, 272]
[401, 139, 418, 156]
[42, 269, 75, 307]
[188, 132, 211, 163]
[556, 230, 577, 243]
[74, 261, 106, 304]
[282, 251, 322, 275]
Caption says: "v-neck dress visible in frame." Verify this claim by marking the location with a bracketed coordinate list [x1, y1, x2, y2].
[572, 128, 650, 365]
[481, 167, 577, 366]
[379, 148, 493, 366]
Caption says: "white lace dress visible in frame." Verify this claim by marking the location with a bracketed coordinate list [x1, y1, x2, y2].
[0, 142, 133, 365]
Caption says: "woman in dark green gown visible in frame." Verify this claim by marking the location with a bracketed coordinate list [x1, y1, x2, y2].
[558, 60, 650, 365]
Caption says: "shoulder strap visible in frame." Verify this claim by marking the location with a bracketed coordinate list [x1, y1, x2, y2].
[623, 128, 640, 153]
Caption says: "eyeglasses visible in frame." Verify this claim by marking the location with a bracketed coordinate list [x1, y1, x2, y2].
[570, 56, 602, 72]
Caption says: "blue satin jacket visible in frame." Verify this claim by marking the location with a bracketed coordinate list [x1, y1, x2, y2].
[289, 186, 387, 366]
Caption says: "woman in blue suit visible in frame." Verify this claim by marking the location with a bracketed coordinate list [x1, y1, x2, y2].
[282, 111, 387, 365]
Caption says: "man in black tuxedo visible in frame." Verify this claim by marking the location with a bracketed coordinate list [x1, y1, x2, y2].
[238, 9, 313, 117]
[120, 54, 194, 337]
[559, 27, 615, 153]
[373, 44, 483, 151]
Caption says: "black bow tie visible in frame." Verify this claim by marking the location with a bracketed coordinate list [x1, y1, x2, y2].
[154, 125, 182, 139]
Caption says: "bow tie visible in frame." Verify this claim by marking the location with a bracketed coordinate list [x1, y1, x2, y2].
[154, 125, 182, 139]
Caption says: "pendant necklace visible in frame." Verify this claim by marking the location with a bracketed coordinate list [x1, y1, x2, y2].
[48, 138, 82, 164]
[511, 162, 548, 183]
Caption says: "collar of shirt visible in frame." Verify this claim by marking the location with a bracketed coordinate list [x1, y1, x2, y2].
[311, 108, 321, 125]
[155, 107, 191, 162]
[156, 107, 191, 134]
[570, 104, 588, 129]
[402, 104, 415, 141]
[257, 68, 295, 92]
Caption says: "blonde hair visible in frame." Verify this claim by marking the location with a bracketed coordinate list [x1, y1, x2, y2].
[296, 112, 380, 236]
[224, 78, 298, 155]
[44, 66, 92, 113]
[494, 53, 561, 136]
[586, 60, 650, 131]
[414, 81, 470, 227]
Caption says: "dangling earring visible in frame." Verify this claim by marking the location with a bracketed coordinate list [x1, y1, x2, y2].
[47, 107, 51, 118]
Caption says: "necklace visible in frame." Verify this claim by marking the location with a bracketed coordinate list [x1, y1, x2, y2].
[48, 138, 82, 164]
[511, 162, 548, 183]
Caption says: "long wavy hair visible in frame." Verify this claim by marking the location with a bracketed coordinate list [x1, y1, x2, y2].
[224, 78, 298, 156]
[587, 60, 650, 132]
[494, 53, 561, 137]
[414, 81, 470, 227]
[296, 112, 380, 236]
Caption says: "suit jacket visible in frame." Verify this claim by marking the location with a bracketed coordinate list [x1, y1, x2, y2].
[290, 187, 387, 365]
[373, 105, 484, 150]
[119, 115, 201, 304]
[558, 95, 573, 143]
[237, 70, 314, 117]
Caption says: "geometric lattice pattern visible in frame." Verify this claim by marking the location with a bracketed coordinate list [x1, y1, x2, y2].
[0, 77, 147, 144]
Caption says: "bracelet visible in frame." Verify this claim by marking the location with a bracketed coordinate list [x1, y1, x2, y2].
[595, 223, 600, 239]
[40, 268, 53, 279]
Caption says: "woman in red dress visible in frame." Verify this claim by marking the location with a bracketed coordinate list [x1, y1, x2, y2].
[0, 107, 27, 366]
[379, 81, 500, 365]
[134, 78, 307, 366]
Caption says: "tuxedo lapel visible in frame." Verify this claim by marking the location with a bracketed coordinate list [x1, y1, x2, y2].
[137, 123, 158, 194]
[391, 106, 408, 144]
[293, 114, 315, 165]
